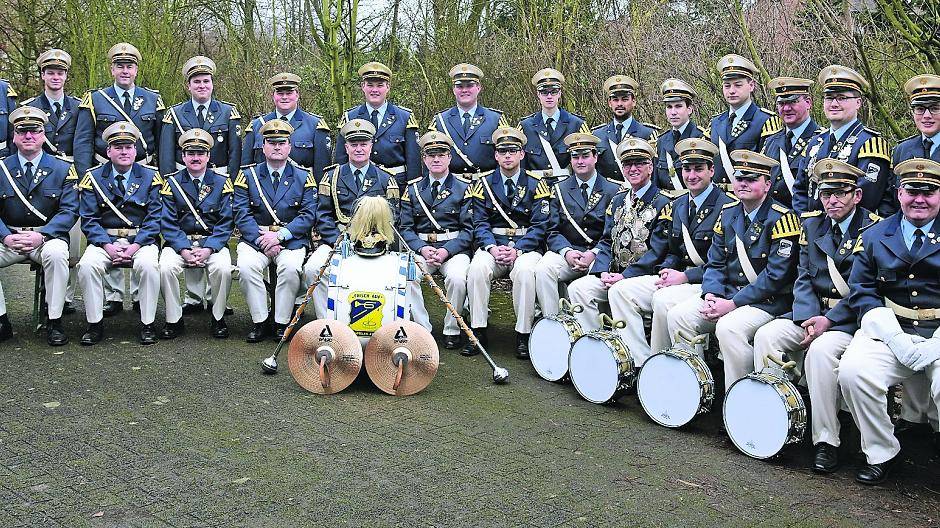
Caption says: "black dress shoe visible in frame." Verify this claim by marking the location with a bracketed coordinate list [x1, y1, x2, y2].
[102, 301, 123, 317]
[0, 314, 12, 342]
[894, 419, 931, 438]
[246, 322, 271, 343]
[812, 443, 839, 474]
[516, 332, 530, 359]
[62, 301, 77, 315]
[181, 303, 205, 315]
[133, 301, 141, 314]
[461, 327, 488, 357]
[272, 323, 287, 342]
[139, 323, 158, 345]
[224, 306, 234, 316]
[443, 334, 464, 350]
[210, 317, 229, 339]
[855, 454, 899, 485]
[159, 321, 185, 340]
[80, 322, 104, 345]
[46, 318, 69, 346]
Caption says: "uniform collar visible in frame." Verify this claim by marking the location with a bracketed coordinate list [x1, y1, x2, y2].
[187, 169, 207, 183]
[615, 116, 634, 131]
[17, 151, 43, 170]
[428, 172, 448, 186]
[729, 99, 752, 117]
[691, 183, 714, 210]
[574, 172, 597, 193]
[924, 130, 940, 155]
[829, 118, 859, 140]
[112, 165, 132, 179]
[44, 91, 65, 108]
[900, 216, 936, 248]
[832, 208, 856, 236]
[457, 105, 477, 118]
[633, 180, 652, 200]
[266, 163, 288, 176]
[742, 197, 766, 221]
[191, 98, 212, 112]
[542, 109, 561, 124]
[348, 162, 372, 175]
[787, 117, 811, 141]
[113, 84, 136, 101]
[499, 168, 521, 186]
[366, 101, 389, 122]
[674, 120, 690, 134]
[277, 108, 297, 122]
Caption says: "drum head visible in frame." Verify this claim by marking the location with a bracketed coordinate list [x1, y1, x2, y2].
[529, 318, 573, 382]
[637, 353, 704, 428]
[569, 336, 618, 404]
[724, 378, 790, 459]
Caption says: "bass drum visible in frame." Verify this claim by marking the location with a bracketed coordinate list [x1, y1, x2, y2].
[637, 343, 714, 428]
[529, 312, 583, 382]
[724, 370, 807, 459]
[568, 330, 636, 404]
[327, 251, 412, 346]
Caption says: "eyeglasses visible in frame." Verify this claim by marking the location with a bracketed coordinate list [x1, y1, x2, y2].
[819, 189, 854, 200]
[15, 128, 43, 136]
[823, 95, 859, 104]
[496, 147, 521, 154]
[621, 160, 651, 168]
[912, 104, 940, 116]
[537, 89, 560, 96]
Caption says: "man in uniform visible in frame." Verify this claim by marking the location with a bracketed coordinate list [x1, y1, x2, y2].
[893, 74, 940, 164]
[75, 42, 166, 316]
[429, 64, 505, 178]
[708, 54, 780, 186]
[666, 150, 800, 388]
[838, 158, 940, 484]
[606, 138, 732, 365]
[241, 72, 332, 180]
[234, 119, 317, 342]
[567, 138, 670, 334]
[76, 121, 162, 345]
[752, 159, 879, 473]
[335, 62, 420, 188]
[464, 126, 551, 357]
[592, 75, 658, 182]
[655, 78, 704, 191]
[793, 65, 893, 216]
[399, 131, 473, 349]
[0, 75, 18, 157]
[533, 132, 619, 320]
[518, 68, 585, 182]
[306, 119, 400, 318]
[0, 107, 78, 345]
[158, 129, 234, 339]
[761, 77, 820, 207]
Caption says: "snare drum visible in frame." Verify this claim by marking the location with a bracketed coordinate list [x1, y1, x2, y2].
[529, 312, 583, 382]
[568, 330, 635, 404]
[637, 343, 714, 428]
[724, 370, 806, 459]
[327, 251, 411, 346]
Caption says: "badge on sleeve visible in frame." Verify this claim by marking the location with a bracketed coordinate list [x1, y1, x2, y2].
[777, 239, 793, 258]
[865, 163, 879, 183]
[540, 200, 550, 215]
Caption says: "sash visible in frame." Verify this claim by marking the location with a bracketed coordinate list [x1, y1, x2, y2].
[778, 147, 795, 192]
[411, 182, 443, 231]
[436, 113, 476, 169]
[538, 132, 563, 173]
[734, 235, 759, 284]
[168, 106, 187, 135]
[167, 175, 209, 232]
[554, 185, 592, 244]
[825, 254, 851, 298]
[717, 137, 735, 177]
[248, 167, 282, 225]
[680, 223, 706, 267]
[480, 177, 518, 230]
[86, 172, 133, 226]
[0, 162, 48, 222]
[96, 89, 150, 153]
[664, 151, 683, 191]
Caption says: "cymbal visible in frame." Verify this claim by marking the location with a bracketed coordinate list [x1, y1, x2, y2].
[288, 319, 363, 394]
[364, 321, 439, 396]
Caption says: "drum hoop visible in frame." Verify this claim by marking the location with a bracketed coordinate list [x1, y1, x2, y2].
[722, 375, 807, 459]
[529, 315, 583, 382]
[643, 348, 715, 416]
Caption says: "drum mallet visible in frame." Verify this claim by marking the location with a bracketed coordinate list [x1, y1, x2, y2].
[261, 233, 347, 374]
[389, 224, 509, 384]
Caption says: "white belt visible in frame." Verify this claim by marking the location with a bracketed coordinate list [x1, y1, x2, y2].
[8, 226, 39, 232]
[493, 227, 528, 236]
[383, 165, 406, 175]
[106, 228, 139, 237]
[820, 296, 842, 309]
[0, 141, 6, 150]
[886, 299, 939, 321]
[418, 231, 458, 242]
[187, 233, 209, 247]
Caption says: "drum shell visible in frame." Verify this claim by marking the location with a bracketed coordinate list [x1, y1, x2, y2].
[637, 344, 714, 428]
[568, 330, 635, 404]
[723, 370, 807, 459]
[528, 313, 583, 382]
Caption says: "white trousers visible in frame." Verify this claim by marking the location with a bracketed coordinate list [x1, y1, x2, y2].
[839, 331, 940, 464]
[104, 267, 140, 302]
[753, 319, 853, 446]
[77, 244, 159, 324]
[534, 251, 585, 318]
[608, 275, 702, 366]
[0, 239, 70, 319]
[237, 243, 305, 324]
[667, 299, 774, 389]
[409, 253, 470, 335]
[159, 247, 232, 323]
[466, 249, 541, 333]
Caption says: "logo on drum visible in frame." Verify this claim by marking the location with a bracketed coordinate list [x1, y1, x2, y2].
[348, 292, 386, 337]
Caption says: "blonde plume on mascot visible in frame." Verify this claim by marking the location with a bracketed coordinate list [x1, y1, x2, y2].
[347, 196, 395, 257]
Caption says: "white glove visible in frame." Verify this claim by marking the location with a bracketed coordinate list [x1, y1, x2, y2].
[908, 338, 940, 372]
[861, 307, 916, 363]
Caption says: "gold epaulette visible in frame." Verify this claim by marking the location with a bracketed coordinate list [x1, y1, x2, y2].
[150, 172, 164, 187]
[78, 172, 93, 191]
[406, 112, 419, 129]
[761, 115, 783, 137]
[798, 226, 808, 246]
[6, 83, 17, 98]
[155, 94, 166, 111]
[713, 212, 724, 235]
[525, 170, 543, 180]
[771, 203, 790, 214]
[222, 179, 234, 194]
[497, 115, 510, 127]
[721, 200, 738, 209]
[800, 210, 823, 218]
[64, 165, 78, 182]
[233, 172, 248, 189]
[159, 180, 173, 196]
[771, 211, 801, 240]
[659, 203, 673, 221]
[316, 118, 331, 131]
[407, 176, 422, 185]
[303, 170, 317, 189]
[853, 236, 865, 253]
[868, 212, 882, 222]
[223, 102, 240, 120]
[162, 111, 173, 124]
[533, 180, 551, 200]
[468, 181, 485, 200]
[79, 91, 94, 110]
[858, 136, 891, 162]
[386, 179, 400, 200]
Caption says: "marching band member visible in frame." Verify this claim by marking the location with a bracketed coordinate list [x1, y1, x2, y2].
[234, 119, 317, 342]
[752, 159, 879, 473]
[399, 131, 474, 348]
[593, 75, 658, 182]
[518, 68, 585, 182]
[607, 138, 732, 365]
[76, 121, 162, 345]
[760, 77, 820, 207]
[335, 62, 421, 188]
[839, 158, 940, 485]
[305, 119, 400, 318]
[893, 74, 940, 165]
[464, 126, 551, 358]
[666, 150, 800, 388]
[655, 78, 704, 192]
[567, 138, 670, 333]
[0, 107, 78, 345]
[533, 132, 619, 319]
[158, 129, 234, 339]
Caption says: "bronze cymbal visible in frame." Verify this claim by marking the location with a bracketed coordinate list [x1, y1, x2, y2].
[364, 321, 439, 396]
[288, 319, 363, 394]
